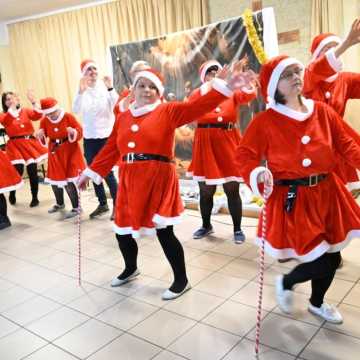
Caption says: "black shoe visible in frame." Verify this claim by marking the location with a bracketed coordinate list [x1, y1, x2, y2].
[89, 204, 109, 219]
[0, 216, 11, 230]
[193, 226, 214, 239]
[9, 192, 16, 205]
[29, 198, 40, 207]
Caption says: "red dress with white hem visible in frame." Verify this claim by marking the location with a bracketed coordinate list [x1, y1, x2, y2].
[40, 112, 86, 187]
[0, 150, 23, 193]
[187, 87, 256, 185]
[86, 81, 231, 239]
[237, 99, 360, 262]
[304, 49, 360, 190]
[0, 108, 48, 165]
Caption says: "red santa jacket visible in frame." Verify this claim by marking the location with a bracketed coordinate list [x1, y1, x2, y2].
[0, 108, 42, 137]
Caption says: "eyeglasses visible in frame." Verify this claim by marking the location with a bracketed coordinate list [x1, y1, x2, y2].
[279, 67, 303, 80]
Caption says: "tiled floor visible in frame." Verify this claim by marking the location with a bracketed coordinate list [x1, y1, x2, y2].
[1, 184, 360, 359]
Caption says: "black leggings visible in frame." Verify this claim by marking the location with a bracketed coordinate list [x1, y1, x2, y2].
[51, 183, 79, 209]
[0, 194, 7, 218]
[116, 226, 188, 292]
[199, 181, 242, 232]
[10, 163, 39, 200]
[283, 252, 341, 307]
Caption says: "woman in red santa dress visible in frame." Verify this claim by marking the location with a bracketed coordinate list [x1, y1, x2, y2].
[0, 91, 47, 207]
[78, 66, 249, 300]
[36, 97, 85, 219]
[186, 59, 257, 243]
[237, 55, 360, 324]
[303, 18, 360, 196]
[0, 150, 23, 229]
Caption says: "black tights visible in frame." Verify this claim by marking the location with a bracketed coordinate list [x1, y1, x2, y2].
[283, 252, 341, 307]
[0, 194, 7, 218]
[10, 163, 39, 201]
[51, 183, 79, 209]
[199, 181, 242, 232]
[116, 226, 188, 292]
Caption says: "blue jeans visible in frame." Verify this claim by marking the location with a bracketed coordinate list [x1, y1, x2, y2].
[84, 138, 118, 206]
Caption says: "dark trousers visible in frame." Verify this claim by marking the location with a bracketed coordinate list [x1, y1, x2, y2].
[10, 163, 39, 200]
[0, 194, 7, 218]
[199, 181, 242, 232]
[83, 138, 118, 206]
[283, 252, 341, 307]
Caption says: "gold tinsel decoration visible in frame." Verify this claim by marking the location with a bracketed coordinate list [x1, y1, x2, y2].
[242, 8, 268, 65]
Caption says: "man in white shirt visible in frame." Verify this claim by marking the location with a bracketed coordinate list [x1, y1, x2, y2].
[73, 59, 118, 219]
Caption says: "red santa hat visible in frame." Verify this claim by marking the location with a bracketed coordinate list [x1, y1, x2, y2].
[40, 97, 60, 115]
[80, 59, 97, 75]
[199, 60, 223, 84]
[310, 33, 341, 60]
[132, 68, 165, 97]
[259, 55, 304, 102]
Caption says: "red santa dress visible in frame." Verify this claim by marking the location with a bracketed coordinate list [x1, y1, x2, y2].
[187, 85, 256, 184]
[303, 34, 360, 190]
[0, 150, 23, 193]
[84, 74, 232, 239]
[237, 99, 360, 262]
[40, 111, 85, 187]
[0, 107, 47, 165]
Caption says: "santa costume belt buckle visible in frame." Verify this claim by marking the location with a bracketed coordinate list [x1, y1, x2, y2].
[308, 174, 319, 187]
[226, 123, 234, 130]
[126, 152, 135, 163]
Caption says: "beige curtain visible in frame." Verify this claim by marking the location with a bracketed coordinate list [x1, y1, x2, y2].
[7, 0, 209, 112]
[311, 0, 360, 130]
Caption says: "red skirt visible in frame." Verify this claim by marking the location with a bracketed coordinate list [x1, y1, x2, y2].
[0, 150, 23, 193]
[113, 161, 184, 238]
[256, 173, 360, 262]
[6, 137, 47, 165]
[187, 127, 243, 184]
[45, 142, 86, 187]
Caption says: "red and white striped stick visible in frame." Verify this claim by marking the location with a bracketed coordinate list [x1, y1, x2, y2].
[76, 174, 82, 287]
[252, 168, 273, 357]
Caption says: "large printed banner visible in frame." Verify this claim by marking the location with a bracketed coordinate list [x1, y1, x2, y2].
[109, 8, 278, 178]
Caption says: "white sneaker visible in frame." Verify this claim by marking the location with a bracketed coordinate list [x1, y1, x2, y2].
[64, 209, 79, 219]
[162, 282, 191, 300]
[110, 269, 140, 287]
[308, 302, 343, 324]
[275, 275, 294, 314]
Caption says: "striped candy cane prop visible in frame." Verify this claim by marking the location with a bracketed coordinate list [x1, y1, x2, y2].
[250, 166, 273, 356]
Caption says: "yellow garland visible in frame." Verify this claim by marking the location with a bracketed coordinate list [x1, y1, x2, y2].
[242, 8, 268, 65]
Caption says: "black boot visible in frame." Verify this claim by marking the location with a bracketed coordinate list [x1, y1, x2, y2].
[9, 191, 16, 205]
[0, 215, 11, 230]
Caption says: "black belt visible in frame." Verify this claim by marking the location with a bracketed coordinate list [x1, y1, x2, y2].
[50, 138, 68, 154]
[274, 174, 328, 212]
[50, 138, 68, 145]
[197, 123, 235, 130]
[122, 153, 173, 163]
[9, 135, 35, 140]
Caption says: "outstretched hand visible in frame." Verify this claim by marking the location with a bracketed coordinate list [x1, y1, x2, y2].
[77, 173, 89, 191]
[345, 18, 360, 47]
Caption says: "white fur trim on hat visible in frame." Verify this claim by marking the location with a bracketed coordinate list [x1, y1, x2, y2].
[311, 35, 341, 61]
[267, 57, 304, 100]
[133, 71, 164, 97]
[42, 104, 60, 115]
[81, 62, 97, 75]
[200, 60, 223, 84]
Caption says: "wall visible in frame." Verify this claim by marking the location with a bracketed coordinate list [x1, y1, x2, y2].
[208, 0, 312, 63]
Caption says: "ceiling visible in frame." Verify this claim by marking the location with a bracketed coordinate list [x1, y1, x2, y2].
[0, 0, 107, 22]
